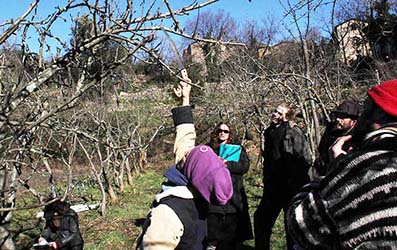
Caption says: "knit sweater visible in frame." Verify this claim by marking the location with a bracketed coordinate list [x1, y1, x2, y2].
[287, 124, 397, 250]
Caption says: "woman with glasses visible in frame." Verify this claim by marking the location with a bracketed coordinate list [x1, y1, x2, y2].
[206, 122, 253, 250]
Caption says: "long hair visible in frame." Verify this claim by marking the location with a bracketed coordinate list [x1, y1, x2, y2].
[209, 121, 236, 148]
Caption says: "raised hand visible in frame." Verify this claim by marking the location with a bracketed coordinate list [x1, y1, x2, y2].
[329, 135, 353, 160]
[173, 78, 191, 106]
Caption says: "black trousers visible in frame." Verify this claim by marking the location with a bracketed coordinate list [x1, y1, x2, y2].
[253, 189, 294, 250]
[207, 213, 241, 250]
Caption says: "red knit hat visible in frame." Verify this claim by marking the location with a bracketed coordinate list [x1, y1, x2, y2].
[367, 79, 397, 117]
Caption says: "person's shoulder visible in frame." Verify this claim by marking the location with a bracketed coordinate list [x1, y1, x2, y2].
[155, 186, 194, 203]
[265, 123, 274, 131]
[64, 208, 79, 218]
[287, 122, 304, 134]
[228, 141, 242, 146]
[206, 142, 216, 149]
[227, 141, 247, 150]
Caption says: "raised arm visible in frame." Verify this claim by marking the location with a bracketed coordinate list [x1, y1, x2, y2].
[172, 79, 196, 164]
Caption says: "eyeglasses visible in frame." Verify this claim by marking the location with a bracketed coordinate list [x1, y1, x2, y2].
[217, 129, 230, 134]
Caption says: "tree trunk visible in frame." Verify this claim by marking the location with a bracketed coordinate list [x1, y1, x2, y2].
[107, 182, 117, 204]
[0, 226, 15, 250]
[302, 39, 321, 152]
[125, 157, 133, 186]
[118, 157, 125, 192]
[138, 148, 147, 171]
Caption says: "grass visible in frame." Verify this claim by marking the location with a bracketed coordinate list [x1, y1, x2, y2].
[14, 165, 287, 250]
[81, 170, 164, 250]
[80, 166, 287, 250]
[245, 163, 287, 250]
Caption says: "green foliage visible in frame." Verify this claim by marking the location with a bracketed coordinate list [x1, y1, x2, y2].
[244, 150, 287, 249]
[203, 44, 222, 83]
[185, 60, 206, 85]
[12, 208, 42, 250]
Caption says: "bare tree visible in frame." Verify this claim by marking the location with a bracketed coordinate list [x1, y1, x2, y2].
[0, 0, 231, 248]
[185, 9, 238, 41]
[184, 0, 377, 168]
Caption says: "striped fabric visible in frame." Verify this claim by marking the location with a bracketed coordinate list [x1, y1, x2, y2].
[287, 125, 397, 250]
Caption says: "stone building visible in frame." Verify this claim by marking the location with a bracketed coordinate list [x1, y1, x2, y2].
[333, 19, 372, 65]
[183, 41, 239, 77]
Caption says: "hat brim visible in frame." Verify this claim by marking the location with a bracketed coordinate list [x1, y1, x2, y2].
[331, 111, 358, 119]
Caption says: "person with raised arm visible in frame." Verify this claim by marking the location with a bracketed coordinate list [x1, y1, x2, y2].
[136, 79, 233, 250]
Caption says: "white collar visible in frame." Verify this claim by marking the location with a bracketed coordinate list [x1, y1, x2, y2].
[155, 186, 193, 202]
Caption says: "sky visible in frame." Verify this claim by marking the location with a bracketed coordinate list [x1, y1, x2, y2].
[0, 0, 332, 54]
[0, 0, 276, 19]
[196, 0, 282, 22]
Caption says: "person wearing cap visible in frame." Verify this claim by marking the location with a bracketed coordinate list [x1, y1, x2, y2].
[312, 99, 360, 177]
[254, 103, 312, 250]
[287, 79, 397, 249]
[136, 78, 233, 250]
[38, 200, 84, 250]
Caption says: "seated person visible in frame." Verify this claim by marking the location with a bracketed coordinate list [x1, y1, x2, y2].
[37, 200, 83, 250]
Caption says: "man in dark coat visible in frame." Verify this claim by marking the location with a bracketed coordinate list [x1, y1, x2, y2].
[313, 99, 360, 177]
[254, 103, 312, 250]
[287, 79, 397, 249]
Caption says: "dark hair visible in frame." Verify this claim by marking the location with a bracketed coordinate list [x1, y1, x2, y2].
[209, 121, 236, 147]
[350, 98, 397, 144]
[43, 200, 70, 221]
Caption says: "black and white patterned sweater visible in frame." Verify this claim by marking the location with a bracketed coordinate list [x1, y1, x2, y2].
[287, 123, 397, 250]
